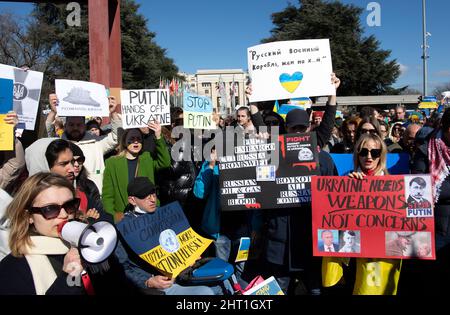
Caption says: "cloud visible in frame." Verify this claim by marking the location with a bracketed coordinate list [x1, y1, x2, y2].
[398, 63, 409, 76]
[434, 70, 450, 78]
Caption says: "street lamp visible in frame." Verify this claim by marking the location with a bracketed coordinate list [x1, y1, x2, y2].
[421, 0, 431, 96]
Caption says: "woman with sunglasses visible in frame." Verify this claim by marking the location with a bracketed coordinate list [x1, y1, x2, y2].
[354, 116, 382, 143]
[324, 134, 401, 295]
[102, 124, 171, 223]
[0, 173, 86, 295]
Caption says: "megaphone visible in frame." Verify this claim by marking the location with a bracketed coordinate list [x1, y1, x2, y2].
[58, 220, 118, 264]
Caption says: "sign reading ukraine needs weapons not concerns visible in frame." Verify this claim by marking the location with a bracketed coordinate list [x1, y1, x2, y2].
[116, 202, 213, 278]
[0, 63, 44, 130]
[183, 91, 216, 130]
[247, 39, 334, 103]
[219, 132, 319, 211]
[120, 89, 171, 129]
[55, 79, 110, 117]
[312, 175, 435, 260]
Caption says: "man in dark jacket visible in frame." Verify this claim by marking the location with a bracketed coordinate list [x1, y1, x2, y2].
[262, 74, 340, 295]
[400, 108, 450, 295]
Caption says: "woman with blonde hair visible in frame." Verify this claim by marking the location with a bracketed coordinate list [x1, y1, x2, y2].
[323, 134, 402, 295]
[0, 172, 85, 295]
[102, 122, 170, 222]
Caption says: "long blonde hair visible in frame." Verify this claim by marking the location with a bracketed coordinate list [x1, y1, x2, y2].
[353, 133, 389, 176]
[4, 172, 75, 257]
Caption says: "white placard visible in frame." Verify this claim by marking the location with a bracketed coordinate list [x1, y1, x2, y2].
[55, 79, 109, 117]
[247, 39, 334, 102]
[120, 89, 171, 129]
[0, 63, 43, 130]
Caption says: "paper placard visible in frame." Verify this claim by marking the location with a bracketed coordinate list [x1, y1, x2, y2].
[120, 89, 171, 129]
[0, 78, 13, 114]
[0, 115, 14, 151]
[183, 91, 216, 130]
[312, 175, 435, 260]
[247, 39, 334, 102]
[0, 64, 43, 130]
[56, 79, 109, 117]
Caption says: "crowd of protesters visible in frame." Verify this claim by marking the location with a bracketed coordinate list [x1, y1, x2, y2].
[1, 72, 450, 296]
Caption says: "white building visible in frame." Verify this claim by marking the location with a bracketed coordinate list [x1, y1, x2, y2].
[183, 69, 249, 115]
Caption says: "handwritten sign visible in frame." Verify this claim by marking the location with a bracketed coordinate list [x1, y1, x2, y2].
[183, 91, 216, 130]
[0, 78, 13, 114]
[312, 175, 435, 260]
[219, 133, 319, 211]
[0, 64, 43, 130]
[56, 79, 109, 117]
[0, 115, 14, 151]
[116, 202, 212, 278]
[120, 89, 170, 129]
[247, 39, 334, 102]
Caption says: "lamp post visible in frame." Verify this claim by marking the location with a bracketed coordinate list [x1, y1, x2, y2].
[421, 0, 430, 96]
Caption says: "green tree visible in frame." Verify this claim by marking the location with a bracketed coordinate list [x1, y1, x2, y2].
[263, 0, 403, 96]
[29, 0, 179, 91]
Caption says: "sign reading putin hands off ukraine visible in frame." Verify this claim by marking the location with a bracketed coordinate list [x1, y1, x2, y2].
[116, 202, 212, 278]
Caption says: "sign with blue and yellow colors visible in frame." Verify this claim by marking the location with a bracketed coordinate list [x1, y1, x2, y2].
[116, 202, 213, 278]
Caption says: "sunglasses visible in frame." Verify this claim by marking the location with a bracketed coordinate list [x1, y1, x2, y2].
[28, 198, 80, 220]
[72, 156, 85, 164]
[361, 128, 377, 135]
[358, 148, 382, 159]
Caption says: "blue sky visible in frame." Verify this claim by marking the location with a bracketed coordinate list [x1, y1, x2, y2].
[1, 0, 449, 93]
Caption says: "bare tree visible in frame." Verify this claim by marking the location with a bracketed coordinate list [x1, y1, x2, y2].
[433, 82, 450, 99]
[0, 13, 51, 71]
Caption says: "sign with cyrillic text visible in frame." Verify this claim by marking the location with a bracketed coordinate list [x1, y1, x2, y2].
[247, 39, 334, 102]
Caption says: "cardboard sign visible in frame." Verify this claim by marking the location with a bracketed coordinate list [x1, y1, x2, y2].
[183, 91, 216, 130]
[219, 132, 320, 211]
[0, 114, 14, 151]
[243, 276, 284, 295]
[0, 64, 43, 130]
[56, 79, 109, 117]
[0, 78, 13, 114]
[330, 153, 410, 176]
[120, 89, 170, 129]
[116, 202, 213, 278]
[312, 175, 435, 260]
[247, 39, 334, 102]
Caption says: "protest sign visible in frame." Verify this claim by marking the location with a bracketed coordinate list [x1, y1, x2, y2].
[235, 237, 251, 263]
[183, 91, 216, 129]
[0, 64, 43, 130]
[219, 132, 319, 211]
[0, 115, 14, 151]
[55, 79, 109, 117]
[247, 39, 334, 102]
[0, 78, 13, 114]
[243, 276, 284, 295]
[330, 153, 410, 176]
[312, 175, 435, 260]
[120, 89, 170, 129]
[116, 202, 212, 278]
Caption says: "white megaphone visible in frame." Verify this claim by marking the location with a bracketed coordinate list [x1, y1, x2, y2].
[58, 220, 118, 264]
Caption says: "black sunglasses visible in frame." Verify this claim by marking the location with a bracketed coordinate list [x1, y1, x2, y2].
[358, 148, 382, 159]
[72, 156, 85, 164]
[28, 198, 80, 220]
[361, 128, 377, 135]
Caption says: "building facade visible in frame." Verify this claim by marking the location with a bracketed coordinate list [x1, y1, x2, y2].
[183, 69, 249, 115]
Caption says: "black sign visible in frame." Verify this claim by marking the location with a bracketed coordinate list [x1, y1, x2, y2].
[219, 132, 319, 211]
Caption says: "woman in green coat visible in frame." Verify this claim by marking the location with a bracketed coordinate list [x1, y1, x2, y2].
[102, 121, 171, 222]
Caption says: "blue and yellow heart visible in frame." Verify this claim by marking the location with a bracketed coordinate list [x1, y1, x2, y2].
[279, 72, 303, 93]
